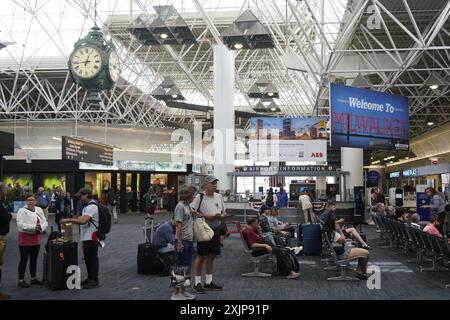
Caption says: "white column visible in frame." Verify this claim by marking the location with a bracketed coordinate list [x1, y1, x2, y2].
[213, 44, 235, 191]
[340, 147, 364, 201]
[316, 176, 327, 198]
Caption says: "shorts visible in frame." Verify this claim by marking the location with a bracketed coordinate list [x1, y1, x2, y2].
[196, 228, 220, 256]
[0, 235, 7, 266]
[337, 243, 352, 260]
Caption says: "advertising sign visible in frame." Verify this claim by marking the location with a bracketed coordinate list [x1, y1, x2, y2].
[62, 136, 113, 166]
[367, 171, 380, 187]
[249, 117, 328, 162]
[330, 83, 409, 150]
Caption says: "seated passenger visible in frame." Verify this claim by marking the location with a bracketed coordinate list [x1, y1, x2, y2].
[386, 206, 397, 220]
[375, 202, 386, 216]
[243, 218, 300, 279]
[153, 218, 176, 274]
[323, 213, 370, 280]
[423, 216, 443, 238]
[258, 205, 278, 246]
[268, 207, 295, 238]
[410, 213, 422, 230]
[319, 202, 370, 249]
[396, 207, 408, 223]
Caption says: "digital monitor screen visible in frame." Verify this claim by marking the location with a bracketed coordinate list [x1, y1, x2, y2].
[395, 194, 403, 199]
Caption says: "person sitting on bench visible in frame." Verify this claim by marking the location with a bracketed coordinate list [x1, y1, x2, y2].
[410, 213, 422, 230]
[258, 205, 281, 246]
[319, 202, 370, 250]
[243, 218, 300, 280]
[322, 211, 370, 280]
[268, 207, 295, 238]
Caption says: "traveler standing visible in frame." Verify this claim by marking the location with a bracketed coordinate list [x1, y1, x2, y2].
[16, 194, 48, 288]
[190, 175, 225, 293]
[264, 188, 277, 209]
[35, 187, 51, 222]
[107, 188, 119, 223]
[0, 183, 12, 299]
[171, 186, 197, 300]
[143, 187, 158, 218]
[299, 192, 313, 223]
[61, 188, 100, 289]
[276, 186, 288, 208]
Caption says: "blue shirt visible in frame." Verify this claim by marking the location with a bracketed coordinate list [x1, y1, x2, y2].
[276, 191, 288, 208]
[36, 192, 50, 208]
[154, 221, 176, 250]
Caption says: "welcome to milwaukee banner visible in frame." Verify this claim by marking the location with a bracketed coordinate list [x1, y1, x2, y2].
[330, 83, 409, 150]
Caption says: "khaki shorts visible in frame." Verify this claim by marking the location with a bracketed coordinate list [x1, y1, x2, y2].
[0, 235, 6, 267]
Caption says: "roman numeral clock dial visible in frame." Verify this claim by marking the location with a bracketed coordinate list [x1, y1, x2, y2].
[70, 46, 102, 79]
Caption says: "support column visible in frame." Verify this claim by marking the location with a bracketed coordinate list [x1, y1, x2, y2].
[316, 176, 327, 198]
[340, 147, 363, 201]
[213, 44, 235, 191]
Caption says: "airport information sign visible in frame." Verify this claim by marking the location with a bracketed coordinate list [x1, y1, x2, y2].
[330, 83, 409, 150]
[62, 136, 113, 165]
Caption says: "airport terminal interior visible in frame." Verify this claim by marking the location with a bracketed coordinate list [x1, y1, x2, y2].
[0, 0, 449, 301]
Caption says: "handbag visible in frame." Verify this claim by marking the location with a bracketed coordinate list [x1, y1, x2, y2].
[193, 217, 214, 242]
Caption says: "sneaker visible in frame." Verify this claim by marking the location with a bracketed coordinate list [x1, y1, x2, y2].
[182, 291, 196, 300]
[356, 273, 370, 280]
[30, 279, 43, 285]
[184, 279, 191, 287]
[81, 279, 90, 286]
[171, 293, 188, 300]
[193, 283, 206, 294]
[293, 246, 303, 255]
[82, 280, 99, 289]
[0, 292, 11, 300]
[204, 281, 223, 291]
[18, 281, 30, 288]
[375, 229, 381, 233]
[287, 271, 301, 280]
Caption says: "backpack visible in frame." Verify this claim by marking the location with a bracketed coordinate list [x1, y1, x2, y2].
[146, 194, 157, 208]
[266, 194, 274, 207]
[87, 201, 112, 240]
[283, 249, 300, 273]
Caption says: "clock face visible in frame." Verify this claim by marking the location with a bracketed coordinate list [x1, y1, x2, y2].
[70, 46, 102, 79]
[108, 51, 120, 82]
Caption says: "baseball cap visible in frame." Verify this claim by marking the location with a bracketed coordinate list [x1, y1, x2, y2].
[204, 175, 219, 184]
[74, 187, 93, 198]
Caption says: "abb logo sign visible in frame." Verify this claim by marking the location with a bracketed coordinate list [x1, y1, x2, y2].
[311, 152, 324, 158]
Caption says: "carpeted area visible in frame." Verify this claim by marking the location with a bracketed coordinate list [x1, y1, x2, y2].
[1, 213, 450, 300]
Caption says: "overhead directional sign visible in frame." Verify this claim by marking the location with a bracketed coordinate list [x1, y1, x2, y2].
[62, 136, 113, 166]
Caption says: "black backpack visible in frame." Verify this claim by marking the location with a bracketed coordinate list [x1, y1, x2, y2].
[266, 194, 274, 207]
[88, 201, 112, 239]
[147, 195, 157, 207]
[283, 249, 300, 273]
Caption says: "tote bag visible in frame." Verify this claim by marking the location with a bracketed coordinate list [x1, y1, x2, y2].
[193, 217, 214, 242]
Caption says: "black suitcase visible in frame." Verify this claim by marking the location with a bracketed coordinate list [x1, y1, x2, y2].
[137, 218, 164, 274]
[298, 224, 322, 255]
[47, 242, 78, 290]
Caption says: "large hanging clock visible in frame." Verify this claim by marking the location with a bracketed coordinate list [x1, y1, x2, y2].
[68, 25, 121, 105]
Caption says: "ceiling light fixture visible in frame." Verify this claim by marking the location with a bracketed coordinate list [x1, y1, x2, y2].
[270, 108, 276, 111]
[427, 121, 434, 126]
[429, 84, 439, 90]
[405, 157, 409, 160]
[234, 43, 243, 50]
[160, 33, 168, 39]
[267, 92, 274, 97]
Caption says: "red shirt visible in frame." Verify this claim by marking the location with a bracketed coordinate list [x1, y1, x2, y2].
[18, 217, 41, 247]
[243, 227, 263, 248]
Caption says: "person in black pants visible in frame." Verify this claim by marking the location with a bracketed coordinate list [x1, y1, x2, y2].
[55, 191, 70, 232]
[16, 194, 48, 288]
[61, 188, 100, 289]
[0, 182, 12, 299]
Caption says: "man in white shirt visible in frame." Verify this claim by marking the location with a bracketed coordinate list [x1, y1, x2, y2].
[61, 188, 99, 289]
[190, 175, 226, 294]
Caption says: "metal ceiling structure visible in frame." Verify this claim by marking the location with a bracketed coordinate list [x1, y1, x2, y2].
[0, 0, 448, 141]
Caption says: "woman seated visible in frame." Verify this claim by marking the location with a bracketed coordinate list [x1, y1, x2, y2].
[423, 216, 443, 238]
[396, 207, 409, 223]
[268, 207, 295, 238]
[323, 213, 370, 280]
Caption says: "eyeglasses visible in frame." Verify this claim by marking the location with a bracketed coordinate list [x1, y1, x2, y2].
[26, 199, 36, 202]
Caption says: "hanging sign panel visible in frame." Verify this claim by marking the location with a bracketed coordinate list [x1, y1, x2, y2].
[330, 83, 409, 150]
[62, 136, 113, 166]
[249, 117, 328, 162]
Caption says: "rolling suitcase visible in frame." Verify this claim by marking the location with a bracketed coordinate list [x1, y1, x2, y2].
[47, 242, 78, 290]
[137, 218, 164, 274]
[298, 223, 322, 255]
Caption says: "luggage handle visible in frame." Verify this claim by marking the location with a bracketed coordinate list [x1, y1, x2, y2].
[143, 217, 154, 243]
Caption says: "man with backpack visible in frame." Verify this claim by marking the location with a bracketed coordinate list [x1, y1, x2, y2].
[143, 188, 158, 218]
[61, 188, 111, 289]
[243, 217, 300, 279]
